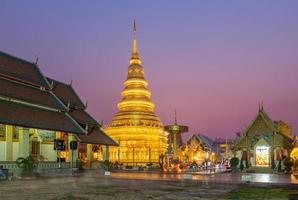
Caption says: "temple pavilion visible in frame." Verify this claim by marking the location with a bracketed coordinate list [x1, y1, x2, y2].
[105, 21, 167, 165]
[232, 104, 293, 171]
[0, 50, 117, 173]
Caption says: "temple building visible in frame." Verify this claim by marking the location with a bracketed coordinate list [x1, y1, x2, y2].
[105, 21, 167, 165]
[179, 134, 217, 164]
[232, 104, 293, 170]
[0, 50, 117, 173]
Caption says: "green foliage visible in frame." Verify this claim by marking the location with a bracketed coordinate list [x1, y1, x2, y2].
[230, 157, 239, 168]
[245, 160, 249, 168]
[102, 160, 110, 171]
[16, 156, 36, 174]
[278, 160, 282, 172]
[224, 187, 298, 199]
[284, 157, 294, 173]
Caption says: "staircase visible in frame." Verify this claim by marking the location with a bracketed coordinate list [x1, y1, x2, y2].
[245, 166, 273, 173]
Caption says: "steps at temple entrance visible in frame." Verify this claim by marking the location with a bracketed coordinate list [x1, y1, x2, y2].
[245, 166, 273, 173]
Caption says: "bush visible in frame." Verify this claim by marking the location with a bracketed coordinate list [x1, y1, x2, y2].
[284, 157, 294, 173]
[102, 160, 110, 171]
[230, 157, 239, 168]
[245, 160, 249, 168]
[240, 159, 244, 171]
[278, 160, 282, 172]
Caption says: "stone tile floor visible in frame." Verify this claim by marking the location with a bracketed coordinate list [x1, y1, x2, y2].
[0, 176, 238, 200]
[1, 172, 298, 200]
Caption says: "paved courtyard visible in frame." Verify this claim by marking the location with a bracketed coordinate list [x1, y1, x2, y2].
[0, 172, 298, 200]
[0, 175, 238, 200]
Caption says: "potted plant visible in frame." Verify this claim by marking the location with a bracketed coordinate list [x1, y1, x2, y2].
[230, 157, 239, 172]
[16, 156, 37, 176]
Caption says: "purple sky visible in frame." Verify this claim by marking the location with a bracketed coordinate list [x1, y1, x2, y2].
[1, 1, 298, 139]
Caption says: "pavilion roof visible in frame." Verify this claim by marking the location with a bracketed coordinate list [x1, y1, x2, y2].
[69, 109, 99, 127]
[76, 127, 118, 146]
[48, 77, 118, 146]
[0, 99, 85, 134]
[0, 51, 50, 88]
[194, 133, 217, 151]
[47, 77, 86, 109]
[0, 76, 65, 110]
[0, 50, 87, 135]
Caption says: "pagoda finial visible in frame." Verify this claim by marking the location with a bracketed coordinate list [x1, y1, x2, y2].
[130, 19, 141, 65]
[261, 101, 264, 110]
[174, 109, 177, 124]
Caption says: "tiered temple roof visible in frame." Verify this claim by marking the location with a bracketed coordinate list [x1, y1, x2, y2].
[232, 105, 293, 150]
[47, 78, 118, 146]
[0, 50, 117, 146]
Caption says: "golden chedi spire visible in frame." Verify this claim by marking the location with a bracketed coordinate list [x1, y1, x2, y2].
[130, 20, 141, 65]
[105, 21, 167, 165]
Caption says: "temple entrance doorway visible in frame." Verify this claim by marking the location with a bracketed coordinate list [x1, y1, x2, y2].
[255, 146, 270, 166]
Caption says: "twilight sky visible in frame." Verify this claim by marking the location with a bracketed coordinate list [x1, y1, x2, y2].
[1, 1, 298, 139]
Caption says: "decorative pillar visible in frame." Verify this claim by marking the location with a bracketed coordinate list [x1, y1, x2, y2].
[132, 148, 135, 165]
[19, 128, 29, 158]
[87, 144, 92, 168]
[5, 125, 13, 161]
[68, 134, 78, 165]
[103, 145, 110, 161]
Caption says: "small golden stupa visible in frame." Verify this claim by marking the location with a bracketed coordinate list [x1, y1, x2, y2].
[105, 21, 167, 165]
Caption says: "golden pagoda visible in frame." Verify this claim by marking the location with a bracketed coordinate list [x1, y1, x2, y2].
[105, 21, 167, 165]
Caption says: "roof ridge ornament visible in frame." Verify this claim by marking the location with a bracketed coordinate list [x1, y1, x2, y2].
[34, 55, 39, 65]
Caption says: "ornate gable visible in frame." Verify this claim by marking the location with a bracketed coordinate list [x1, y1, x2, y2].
[246, 109, 275, 138]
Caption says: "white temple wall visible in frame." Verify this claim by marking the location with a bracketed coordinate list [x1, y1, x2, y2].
[41, 144, 56, 161]
[12, 142, 19, 161]
[0, 141, 6, 161]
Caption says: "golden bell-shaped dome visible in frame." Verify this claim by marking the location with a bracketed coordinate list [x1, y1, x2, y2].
[105, 21, 167, 165]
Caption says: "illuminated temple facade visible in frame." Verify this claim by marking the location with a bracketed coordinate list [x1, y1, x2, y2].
[232, 104, 293, 170]
[105, 22, 167, 165]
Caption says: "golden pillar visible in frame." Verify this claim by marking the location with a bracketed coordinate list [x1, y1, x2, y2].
[5, 125, 13, 161]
